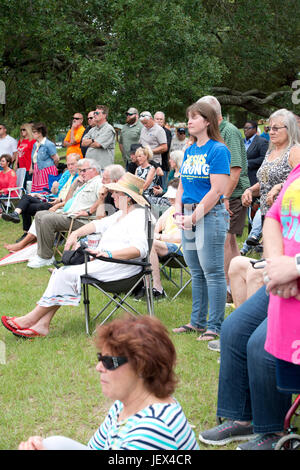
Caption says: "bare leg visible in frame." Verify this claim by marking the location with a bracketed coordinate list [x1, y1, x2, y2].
[4, 232, 37, 252]
[149, 240, 169, 291]
[228, 256, 250, 307]
[246, 264, 264, 299]
[7, 305, 60, 336]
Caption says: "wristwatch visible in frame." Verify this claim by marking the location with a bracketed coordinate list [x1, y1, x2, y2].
[87, 210, 92, 217]
[295, 253, 300, 275]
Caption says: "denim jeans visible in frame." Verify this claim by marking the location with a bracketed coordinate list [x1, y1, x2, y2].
[182, 204, 229, 334]
[242, 208, 262, 253]
[217, 286, 292, 433]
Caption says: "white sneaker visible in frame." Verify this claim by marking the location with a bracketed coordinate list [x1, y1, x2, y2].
[27, 255, 55, 269]
[208, 339, 221, 352]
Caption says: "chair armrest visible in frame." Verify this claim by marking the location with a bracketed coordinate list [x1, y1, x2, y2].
[84, 249, 148, 267]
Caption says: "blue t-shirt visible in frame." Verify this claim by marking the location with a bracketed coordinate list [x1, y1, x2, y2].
[180, 139, 231, 204]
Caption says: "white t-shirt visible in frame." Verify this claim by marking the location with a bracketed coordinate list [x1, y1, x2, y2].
[0, 135, 18, 158]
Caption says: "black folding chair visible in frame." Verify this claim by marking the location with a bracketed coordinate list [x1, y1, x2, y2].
[159, 245, 191, 300]
[80, 204, 154, 334]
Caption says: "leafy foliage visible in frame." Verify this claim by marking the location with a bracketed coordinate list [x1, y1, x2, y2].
[0, 0, 299, 132]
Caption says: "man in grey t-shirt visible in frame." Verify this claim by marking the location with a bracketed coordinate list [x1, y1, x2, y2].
[81, 105, 116, 169]
[139, 111, 167, 166]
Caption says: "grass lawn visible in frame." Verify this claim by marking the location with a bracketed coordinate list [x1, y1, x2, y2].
[0, 146, 258, 450]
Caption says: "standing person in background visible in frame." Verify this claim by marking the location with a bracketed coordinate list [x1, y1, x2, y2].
[172, 101, 230, 341]
[170, 124, 188, 152]
[0, 123, 18, 166]
[16, 123, 36, 189]
[154, 111, 172, 190]
[139, 112, 168, 167]
[63, 113, 85, 158]
[30, 123, 59, 193]
[119, 107, 143, 170]
[243, 120, 269, 186]
[80, 111, 96, 158]
[82, 105, 116, 170]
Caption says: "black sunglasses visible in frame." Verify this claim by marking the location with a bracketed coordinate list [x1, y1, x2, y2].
[97, 353, 128, 370]
[73, 117, 82, 120]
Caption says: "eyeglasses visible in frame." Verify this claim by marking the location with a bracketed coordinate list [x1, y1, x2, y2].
[96, 353, 128, 370]
[87, 117, 94, 120]
[79, 167, 92, 173]
[73, 117, 82, 120]
[243, 126, 255, 131]
[20, 128, 26, 131]
[265, 126, 287, 133]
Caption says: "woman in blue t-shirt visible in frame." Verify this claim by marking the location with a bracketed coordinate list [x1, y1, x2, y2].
[173, 101, 231, 340]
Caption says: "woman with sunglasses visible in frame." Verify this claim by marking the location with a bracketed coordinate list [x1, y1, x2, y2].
[16, 123, 35, 188]
[1, 173, 149, 339]
[242, 109, 300, 225]
[18, 314, 199, 450]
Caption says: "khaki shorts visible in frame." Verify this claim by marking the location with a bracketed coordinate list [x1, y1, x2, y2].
[228, 197, 247, 236]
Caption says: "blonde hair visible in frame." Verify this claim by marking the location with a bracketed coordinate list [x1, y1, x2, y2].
[20, 123, 34, 141]
[169, 150, 184, 169]
[135, 145, 153, 161]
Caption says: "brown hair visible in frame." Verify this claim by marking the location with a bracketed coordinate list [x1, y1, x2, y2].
[95, 105, 109, 116]
[0, 153, 12, 164]
[186, 101, 225, 144]
[32, 122, 47, 137]
[95, 314, 177, 398]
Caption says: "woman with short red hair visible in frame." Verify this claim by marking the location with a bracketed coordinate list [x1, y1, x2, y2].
[18, 315, 199, 450]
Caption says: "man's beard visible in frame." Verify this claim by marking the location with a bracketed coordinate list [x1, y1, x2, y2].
[126, 116, 136, 125]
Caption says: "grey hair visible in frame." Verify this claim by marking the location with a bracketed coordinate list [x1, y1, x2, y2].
[78, 158, 101, 173]
[197, 95, 222, 117]
[169, 150, 184, 169]
[105, 164, 126, 181]
[268, 108, 300, 151]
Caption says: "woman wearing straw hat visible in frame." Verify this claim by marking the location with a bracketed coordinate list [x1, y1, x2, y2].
[1, 173, 149, 339]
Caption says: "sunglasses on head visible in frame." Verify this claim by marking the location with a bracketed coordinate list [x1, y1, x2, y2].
[97, 353, 128, 370]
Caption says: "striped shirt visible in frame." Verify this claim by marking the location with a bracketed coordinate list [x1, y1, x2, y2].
[88, 400, 199, 450]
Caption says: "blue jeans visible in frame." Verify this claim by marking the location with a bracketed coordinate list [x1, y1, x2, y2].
[217, 286, 292, 433]
[242, 208, 262, 253]
[182, 205, 229, 334]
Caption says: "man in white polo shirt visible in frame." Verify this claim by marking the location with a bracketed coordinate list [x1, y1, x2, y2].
[0, 123, 18, 167]
[139, 111, 167, 167]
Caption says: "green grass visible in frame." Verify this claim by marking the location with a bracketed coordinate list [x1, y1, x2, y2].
[0, 153, 258, 450]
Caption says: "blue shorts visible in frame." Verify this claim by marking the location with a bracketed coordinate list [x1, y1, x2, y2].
[165, 243, 183, 256]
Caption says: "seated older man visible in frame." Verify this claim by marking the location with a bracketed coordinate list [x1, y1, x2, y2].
[4, 163, 125, 257]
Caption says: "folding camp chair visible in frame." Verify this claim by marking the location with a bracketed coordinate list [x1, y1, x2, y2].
[0, 168, 26, 213]
[80, 205, 154, 334]
[159, 245, 191, 300]
[53, 214, 97, 259]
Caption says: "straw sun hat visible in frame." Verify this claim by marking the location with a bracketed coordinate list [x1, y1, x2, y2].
[104, 172, 149, 206]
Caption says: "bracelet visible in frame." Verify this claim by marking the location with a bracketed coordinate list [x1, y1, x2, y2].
[105, 250, 112, 258]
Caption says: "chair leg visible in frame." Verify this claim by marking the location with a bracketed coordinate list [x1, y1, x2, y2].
[144, 273, 154, 316]
[82, 283, 90, 335]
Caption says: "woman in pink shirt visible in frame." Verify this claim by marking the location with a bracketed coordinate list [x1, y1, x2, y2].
[263, 163, 300, 393]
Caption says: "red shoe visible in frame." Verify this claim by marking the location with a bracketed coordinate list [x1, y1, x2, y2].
[1, 315, 24, 333]
[13, 329, 45, 339]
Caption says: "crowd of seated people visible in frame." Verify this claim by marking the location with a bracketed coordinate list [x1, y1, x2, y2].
[1, 102, 300, 452]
